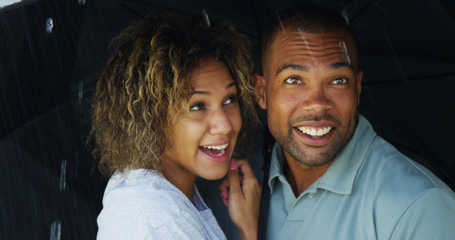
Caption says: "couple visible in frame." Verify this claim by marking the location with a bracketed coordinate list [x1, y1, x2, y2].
[92, 4, 455, 240]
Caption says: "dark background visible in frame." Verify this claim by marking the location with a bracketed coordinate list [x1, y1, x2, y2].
[1, 0, 454, 238]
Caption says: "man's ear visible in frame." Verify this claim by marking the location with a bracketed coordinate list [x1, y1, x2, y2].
[356, 69, 363, 105]
[253, 73, 267, 110]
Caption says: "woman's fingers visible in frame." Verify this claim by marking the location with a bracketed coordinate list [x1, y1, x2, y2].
[225, 158, 261, 240]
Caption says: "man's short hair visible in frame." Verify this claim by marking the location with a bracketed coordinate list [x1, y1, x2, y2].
[261, 4, 355, 68]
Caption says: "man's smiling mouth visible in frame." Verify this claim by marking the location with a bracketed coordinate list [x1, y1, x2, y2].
[297, 126, 333, 137]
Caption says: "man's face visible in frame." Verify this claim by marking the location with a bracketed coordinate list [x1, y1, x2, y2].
[256, 29, 363, 167]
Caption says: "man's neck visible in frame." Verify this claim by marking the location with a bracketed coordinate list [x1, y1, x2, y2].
[283, 156, 333, 197]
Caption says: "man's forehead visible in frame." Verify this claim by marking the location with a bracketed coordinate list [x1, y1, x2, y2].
[267, 29, 357, 71]
[271, 30, 352, 51]
[276, 29, 341, 40]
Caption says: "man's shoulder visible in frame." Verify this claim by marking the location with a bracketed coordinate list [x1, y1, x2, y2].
[358, 135, 454, 205]
[349, 135, 455, 237]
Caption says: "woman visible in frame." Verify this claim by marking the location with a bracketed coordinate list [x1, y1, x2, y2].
[91, 11, 261, 239]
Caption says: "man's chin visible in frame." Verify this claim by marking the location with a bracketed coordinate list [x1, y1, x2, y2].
[287, 146, 338, 167]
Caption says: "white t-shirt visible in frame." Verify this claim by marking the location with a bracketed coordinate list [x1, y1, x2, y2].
[97, 169, 226, 239]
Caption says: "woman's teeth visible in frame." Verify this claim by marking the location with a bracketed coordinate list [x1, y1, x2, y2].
[201, 143, 228, 156]
[297, 126, 332, 137]
[202, 143, 228, 150]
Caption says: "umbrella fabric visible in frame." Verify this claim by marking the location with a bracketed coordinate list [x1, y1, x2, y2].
[0, 102, 105, 239]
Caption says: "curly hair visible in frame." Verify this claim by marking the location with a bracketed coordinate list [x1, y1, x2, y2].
[90, 11, 259, 177]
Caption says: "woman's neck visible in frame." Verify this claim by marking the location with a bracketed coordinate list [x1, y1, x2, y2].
[160, 164, 196, 202]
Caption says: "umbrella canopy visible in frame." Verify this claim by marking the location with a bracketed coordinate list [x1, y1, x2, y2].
[1, 0, 454, 238]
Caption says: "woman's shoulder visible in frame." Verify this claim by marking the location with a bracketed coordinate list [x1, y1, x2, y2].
[99, 169, 195, 226]
[104, 169, 189, 208]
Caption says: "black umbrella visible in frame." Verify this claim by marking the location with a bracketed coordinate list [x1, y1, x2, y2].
[1, 0, 454, 238]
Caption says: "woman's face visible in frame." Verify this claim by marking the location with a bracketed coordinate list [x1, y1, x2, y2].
[162, 58, 242, 185]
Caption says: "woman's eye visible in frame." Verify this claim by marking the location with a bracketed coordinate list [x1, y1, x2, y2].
[224, 95, 237, 105]
[189, 103, 205, 111]
[332, 77, 348, 85]
[285, 77, 302, 84]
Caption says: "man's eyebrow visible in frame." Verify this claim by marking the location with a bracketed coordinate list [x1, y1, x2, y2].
[193, 81, 236, 95]
[330, 61, 354, 71]
[276, 64, 308, 76]
[276, 62, 354, 76]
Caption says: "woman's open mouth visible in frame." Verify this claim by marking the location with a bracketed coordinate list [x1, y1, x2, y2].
[199, 143, 229, 162]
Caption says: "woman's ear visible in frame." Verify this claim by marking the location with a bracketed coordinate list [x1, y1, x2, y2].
[253, 73, 267, 110]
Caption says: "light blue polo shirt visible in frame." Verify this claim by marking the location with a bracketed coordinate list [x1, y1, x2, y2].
[266, 114, 455, 239]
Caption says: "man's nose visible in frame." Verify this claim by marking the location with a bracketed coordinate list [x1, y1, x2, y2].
[301, 86, 332, 113]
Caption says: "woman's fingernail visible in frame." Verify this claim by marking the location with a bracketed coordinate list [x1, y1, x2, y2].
[229, 158, 236, 170]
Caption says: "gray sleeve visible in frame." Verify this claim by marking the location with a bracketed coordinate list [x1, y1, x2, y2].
[149, 216, 209, 240]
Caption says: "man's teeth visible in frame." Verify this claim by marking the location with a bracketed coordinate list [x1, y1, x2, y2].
[297, 126, 332, 136]
[202, 143, 228, 150]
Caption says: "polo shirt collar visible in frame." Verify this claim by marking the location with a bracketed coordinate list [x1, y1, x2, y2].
[268, 114, 376, 195]
[268, 142, 285, 194]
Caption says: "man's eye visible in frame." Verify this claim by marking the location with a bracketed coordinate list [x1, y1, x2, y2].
[285, 77, 302, 84]
[189, 103, 205, 111]
[224, 95, 237, 105]
[332, 77, 348, 85]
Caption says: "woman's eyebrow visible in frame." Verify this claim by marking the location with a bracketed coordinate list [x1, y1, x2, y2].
[193, 81, 236, 95]
[193, 90, 210, 95]
[225, 82, 236, 90]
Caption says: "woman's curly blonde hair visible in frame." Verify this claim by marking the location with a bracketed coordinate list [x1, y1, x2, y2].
[90, 11, 259, 177]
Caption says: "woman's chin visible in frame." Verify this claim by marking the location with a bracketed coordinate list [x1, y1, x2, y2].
[199, 167, 229, 181]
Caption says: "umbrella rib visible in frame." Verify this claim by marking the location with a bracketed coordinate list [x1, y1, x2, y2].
[438, 0, 455, 22]
[349, 0, 376, 24]
[120, 0, 197, 18]
[119, 1, 144, 18]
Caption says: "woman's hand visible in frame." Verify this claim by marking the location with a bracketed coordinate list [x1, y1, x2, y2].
[219, 158, 262, 240]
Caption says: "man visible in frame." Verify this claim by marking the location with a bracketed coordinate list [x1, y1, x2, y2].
[255, 4, 455, 239]
[200, 3, 455, 239]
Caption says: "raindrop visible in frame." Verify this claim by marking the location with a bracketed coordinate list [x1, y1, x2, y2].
[59, 159, 67, 191]
[297, 28, 315, 60]
[74, 151, 79, 178]
[45, 18, 54, 34]
[383, 30, 407, 82]
[78, 81, 83, 107]
[201, 9, 210, 28]
[50, 221, 61, 240]
[338, 41, 351, 66]
[340, 9, 350, 25]
[276, 11, 285, 32]
[78, 0, 86, 5]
